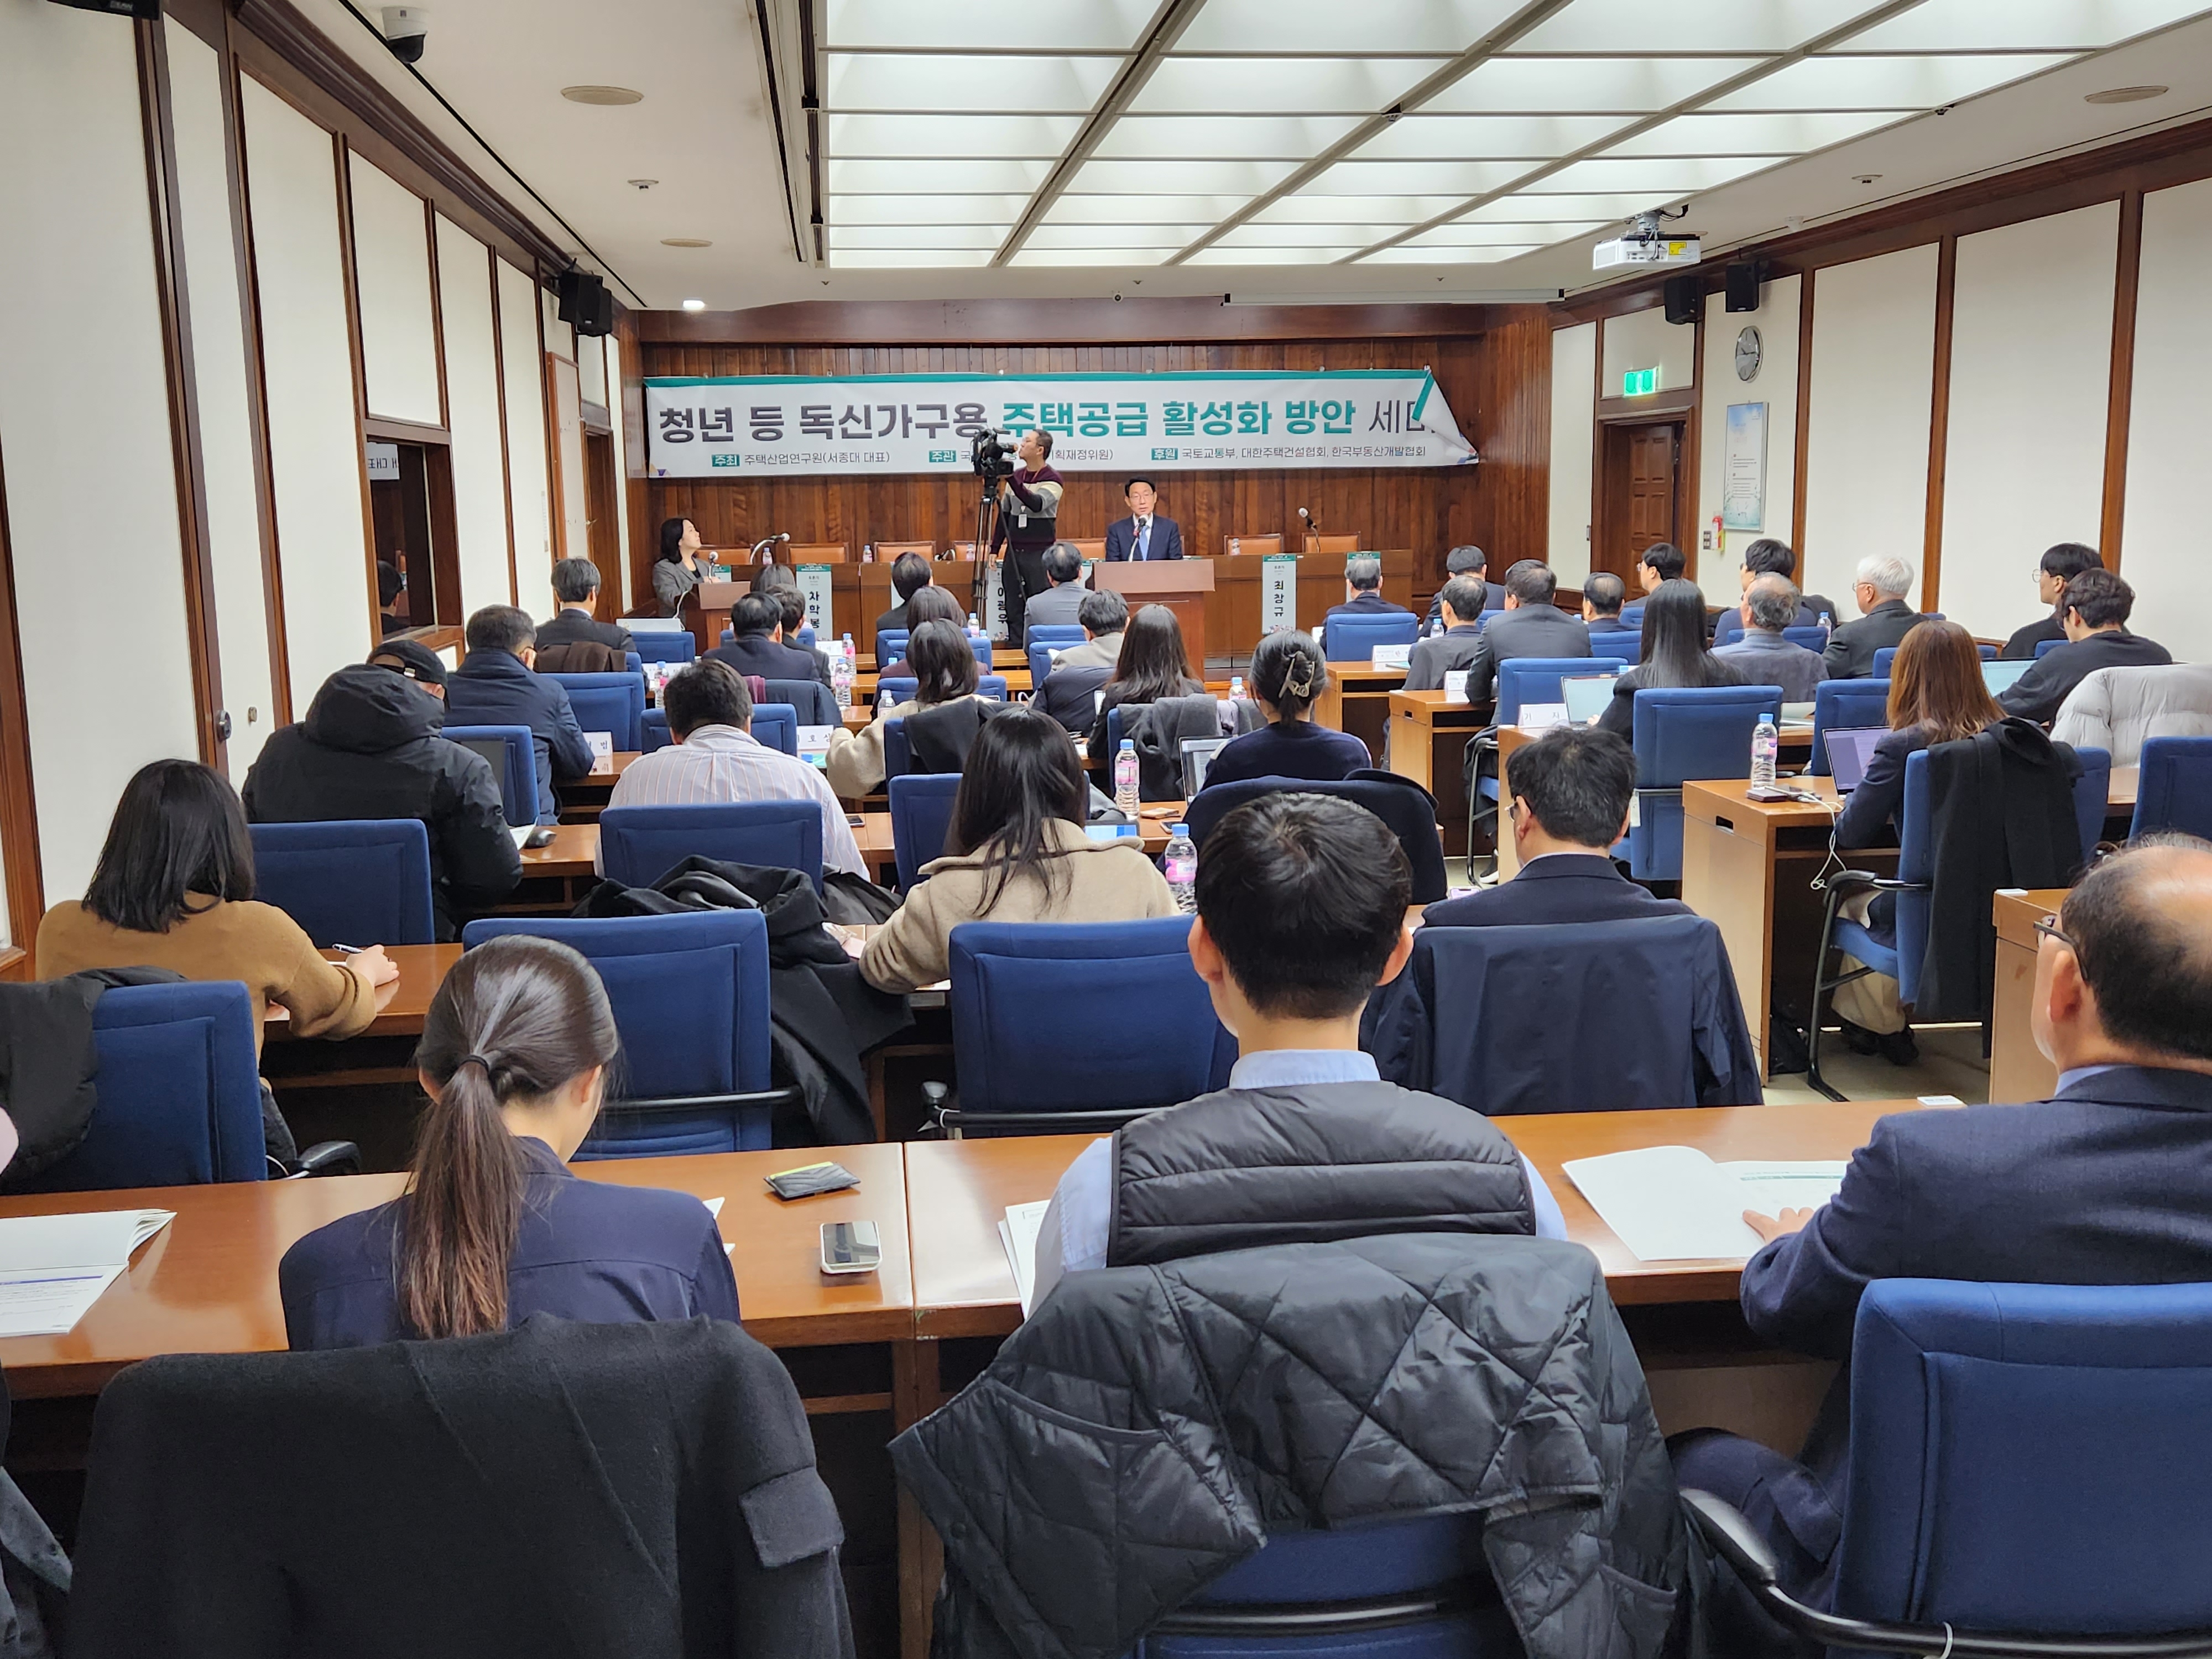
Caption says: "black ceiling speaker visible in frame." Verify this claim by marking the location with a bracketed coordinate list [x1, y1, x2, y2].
[45, 0, 161, 16]
[557, 270, 613, 336]
[1662, 272, 1704, 326]
[1725, 258, 1769, 313]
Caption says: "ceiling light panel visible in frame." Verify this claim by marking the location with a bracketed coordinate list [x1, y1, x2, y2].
[826, 249, 994, 268]
[1836, 1, 2212, 51]
[825, 113, 1082, 155]
[831, 194, 1034, 224]
[1184, 246, 1368, 264]
[825, 225, 1008, 249]
[1298, 159, 1540, 194]
[1092, 114, 1366, 158]
[1065, 158, 1303, 194]
[1358, 243, 1542, 262]
[1708, 53, 2073, 110]
[1174, 0, 1528, 51]
[826, 157, 1053, 193]
[1353, 113, 1639, 159]
[1428, 57, 1752, 113]
[1605, 109, 1911, 155]
[824, 0, 1157, 50]
[1025, 223, 1215, 248]
[1509, 0, 1886, 52]
[1251, 194, 1483, 223]
[1042, 194, 1261, 223]
[1527, 155, 1777, 193]
[1212, 222, 1444, 247]
[1131, 57, 1451, 114]
[826, 53, 1123, 112]
[1461, 191, 1678, 220]
[1010, 249, 1182, 266]
[1403, 218, 1611, 244]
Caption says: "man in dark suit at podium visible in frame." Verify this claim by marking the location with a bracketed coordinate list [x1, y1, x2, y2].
[1103, 477, 1183, 562]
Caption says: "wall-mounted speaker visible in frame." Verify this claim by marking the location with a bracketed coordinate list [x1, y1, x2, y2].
[1662, 272, 1703, 326]
[1724, 258, 1768, 313]
[45, 0, 160, 16]
[557, 270, 614, 336]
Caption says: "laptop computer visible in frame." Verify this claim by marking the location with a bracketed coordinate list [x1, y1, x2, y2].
[1181, 737, 1229, 796]
[1560, 672, 1618, 727]
[1982, 657, 2036, 696]
[1823, 727, 1886, 794]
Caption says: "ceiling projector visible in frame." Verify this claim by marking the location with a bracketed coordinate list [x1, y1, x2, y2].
[1593, 210, 1700, 271]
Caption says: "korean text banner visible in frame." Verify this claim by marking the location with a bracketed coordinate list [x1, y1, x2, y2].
[643, 369, 1475, 478]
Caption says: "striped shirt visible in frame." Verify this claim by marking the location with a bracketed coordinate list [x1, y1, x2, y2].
[601, 724, 865, 878]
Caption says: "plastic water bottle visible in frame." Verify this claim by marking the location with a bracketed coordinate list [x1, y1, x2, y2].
[1431, 614, 1445, 638]
[1229, 675, 1245, 702]
[1817, 610, 1833, 653]
[1114, 739, 1140, 814]
[1228, 537, 1243, 556]
[832, 635, 854, 709]
[967, 612, 982, 639]
[1751, 714, 1779, 787]
[1164, 823, 1197, 914]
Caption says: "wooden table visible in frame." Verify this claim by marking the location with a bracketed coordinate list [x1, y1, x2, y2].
[1991, 888, 2065, 1104]
[260, 943, 459, 1042]
[1313, 664, 1406, 763]
[1389, 688, 1489, 856]
[852, 805, 1181, 885]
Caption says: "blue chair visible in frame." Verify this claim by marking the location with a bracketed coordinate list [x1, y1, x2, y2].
[1781, 624, 1828, 652]
[795, 624, 816, 650]
[22, 983, 265, 1190]
[248, 821, 435, 947]
[1586, 627, 1643, 665]
[461, 913, 790, 1156]
[641, 708, 674, 752]
[1472, 609, 1506, 632]
[883, 718, 912, 782]
[1618, 602, 1645, 628]
[2036, 637, 2064, 660]
[1026, 642, 1070, 686]
[879, 675, 1007, 706]
[623, 651, 643, 676]
[1872, 646, 1897, 679]
[937, 919, 1234, 1134]
[964, 634, 994, 666]
[1686, 1279, 2212, 1658]
[549, 671, 644, 751]
[1713, 611, 1750, 646]
[750, 702, 798, 758]
[630, 630, 696, 666]
[1808, 679, 1892, 775]
[890, 774, 962, 889]
[2130, 735, 2212, 839]
[1628, 685, 1785, 881]
[874, 628, 909, 665]
[1185, 776, 1448, 904]
[441, 723, 538, 827]
[1027, 625, 1085, 648]
[1324, 613, 1420, 662]
[1494, 656, 1628, 726]
[599, 801, 825, 892]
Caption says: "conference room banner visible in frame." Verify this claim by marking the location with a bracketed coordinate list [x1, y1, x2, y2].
[643, 369, 1475, 478]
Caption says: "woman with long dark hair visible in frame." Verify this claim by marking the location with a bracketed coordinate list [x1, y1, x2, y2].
[860, 707, 1175, 993]
[1596, 578, 1747, 742]
[653, 517, 707, 616]
[1201, 630, 1369, 787]
[1087, 603, 1204, 785]
[281, 935, 738, 1346]
[828, 617, 993, 795]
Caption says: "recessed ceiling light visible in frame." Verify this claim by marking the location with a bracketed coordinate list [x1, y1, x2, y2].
[2084, 85, 2168, 105]
[1853, 173, 1882, 185]
[681, 299, 706, 311]
[661, 237, 713, 248]
[628, 179, 658, 190]
[561, 85, 643, 106]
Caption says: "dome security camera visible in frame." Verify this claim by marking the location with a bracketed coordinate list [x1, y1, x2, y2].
[380, 6, 429, 65]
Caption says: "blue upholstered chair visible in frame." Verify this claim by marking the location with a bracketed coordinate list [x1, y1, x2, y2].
[641, 708, 674, 753]
[1472, 609, 1506, 632]
[1618, 602, 1645, 628]
[1027, 625, 1085, 648]
[1627, 685, 1785, 881]
[883, 718, 912, 783]
[1781, 625, 1828, 652]
[623, 651, 643, 677]
[1808, 679, 1892, 776]
[936, 919, 1234, 1135]
[890, 774, 962, 890]
[2036, 637, 2064, 660]
[630, 630, 696, 666]
[248, 820, 434, 947]
[2130, 735, 2212, 839]
[1686, 1279, 2212, 1658]
[1585, 627, 1643, 665]
[749, 703, 798, 758]
[599, 801, 825, 892]
[441, 723, 538, 828]
[764, 678, 839, 724]
[461, 913, 788, 1156]
[547, 671, 644, 751]
[1869, 623, 1973, 681]
[879, 676, 1007, 707]
[874, 628, 909, 665]
[1324, 613, 1420, 662]
[1184, 776, 1448, 903]
[1494, 656, 1629, 726]
[1713, 611, 1749, 646]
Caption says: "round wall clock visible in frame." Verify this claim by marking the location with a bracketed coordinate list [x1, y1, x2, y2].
[1735, 325, 1764, 382]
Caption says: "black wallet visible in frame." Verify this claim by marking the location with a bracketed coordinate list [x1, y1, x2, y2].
[764, 1161, 860, 1200]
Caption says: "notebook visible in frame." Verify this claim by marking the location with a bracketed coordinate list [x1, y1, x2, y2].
[1823, 726, 1886, 794]
[1982, 658, 2036, 696]
[1560, 672, 1618, 726]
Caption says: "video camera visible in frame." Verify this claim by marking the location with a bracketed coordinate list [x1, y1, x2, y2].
[971, 429, 1020, 481]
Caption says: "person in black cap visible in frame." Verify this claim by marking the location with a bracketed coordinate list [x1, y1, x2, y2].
[366, 637, 447, 696]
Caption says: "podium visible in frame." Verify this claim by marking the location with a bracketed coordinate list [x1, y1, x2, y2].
[1094, 561, 1213, 659]
[682, 578, 751, 656]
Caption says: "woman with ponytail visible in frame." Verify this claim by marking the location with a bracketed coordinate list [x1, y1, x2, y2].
[279, 935, 739, 1347]
[1199, 630, 1371, 788]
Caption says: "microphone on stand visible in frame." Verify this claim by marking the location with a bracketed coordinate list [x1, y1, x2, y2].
[1297, 506, 1320, 530]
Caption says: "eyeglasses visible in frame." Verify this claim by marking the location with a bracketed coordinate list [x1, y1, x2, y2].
[2034, 914, 2074, 951]
[1506, 799, 1524, 825]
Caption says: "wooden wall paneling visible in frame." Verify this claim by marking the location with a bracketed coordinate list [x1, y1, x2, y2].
[1921, 236, 1958, 612]
[639, 298, 1492, 346]
[0, 451, 45, 947]
[2101, 189, 2145, 568]
[329, 138, 384, 637]
[1791, 268, 1815, 560]
[1464, 314, 1547, 570]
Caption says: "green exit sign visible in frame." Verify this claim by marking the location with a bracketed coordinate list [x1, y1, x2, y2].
[1622, 367, 1658, 396]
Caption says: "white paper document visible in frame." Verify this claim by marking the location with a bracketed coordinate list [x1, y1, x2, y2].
[1562, 1147, 1845, 1261]
[998, 1201, 1051, 1318]
[1443, 670, 1470, 705]
[0, 1209, 175, 1338]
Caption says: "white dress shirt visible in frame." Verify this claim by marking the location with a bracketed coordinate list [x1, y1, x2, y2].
[600, 723, 865, 878]
[1029, 1048, 1568, 1302]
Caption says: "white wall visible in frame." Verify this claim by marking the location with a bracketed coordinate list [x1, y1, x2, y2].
[0, 1, 201, 907]
[540, 285, 576, 365]
[166, 19, 277, 776]
[1600, 305, 1695, 398]
[2122, 176, 2212, 667]
[435, 215, 514, 613]
[241, 76, 372, 716]
[1799, 243, 1940, 612]
[1938, 202, 2117, 640]
[1547, 321, 1597, 585]
[497, 258, 551, 588]
[1697, 274, 1803, 589]
[347, 153, 441, 426]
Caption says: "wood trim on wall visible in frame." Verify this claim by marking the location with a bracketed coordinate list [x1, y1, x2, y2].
[486, 245, 520, 606]
[1681, 310, 1704, 585]
[328, 135, 384, 650]
[364, 414, 451, 444]
[1791, 267, 1815, 559]
[637, 296, 1495, 347]
[1920, 236, 1958, 612]
[424, 195, 451, 434]
[615, 308, 656, 616]
[2100, 189, 2145, 571]
[0, 453, 45, 949]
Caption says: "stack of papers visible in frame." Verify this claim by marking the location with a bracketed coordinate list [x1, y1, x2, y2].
[0, 1209, 175, 1338]
[1562, 1147, 1845, 1261]
[998, 1201, 1051, 1318]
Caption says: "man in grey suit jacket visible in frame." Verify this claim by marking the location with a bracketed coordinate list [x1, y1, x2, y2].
[1404, 576, 1490, 692]
[1822, 554, 1924, 679]
[1714, 577, 1828, 702]
[1462, 560, 1590, 703]
[1022, 544, 1091, 629]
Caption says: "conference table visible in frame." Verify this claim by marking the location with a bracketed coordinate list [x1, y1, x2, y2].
[1990, 887, 2066, 1103]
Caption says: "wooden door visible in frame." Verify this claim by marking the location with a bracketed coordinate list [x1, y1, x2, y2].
[583, 432, 619, 617]
[1598, 420, 1681, 585]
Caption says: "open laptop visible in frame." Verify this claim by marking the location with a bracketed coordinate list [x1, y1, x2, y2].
[1823, 727, 1886, 794]
[1982, 657, 2036, 696]
[1560, 672, 1618, 727]
[1181, 737, 1229, 796]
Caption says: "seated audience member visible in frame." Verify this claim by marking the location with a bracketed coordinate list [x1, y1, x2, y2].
[1821, 554, 1922, 679]
[1425, 727, 1689, 926]
[827, 619, 995, 796]
[534, 557, 635, 659]
[1423, 545, 1503, 632]
[1714, 576, 1828, 702]
[1022, 543, 1091, 630]
[859, 708, 1177, 994]
[1464, 559, 1590, 703]
[1032, 588, 1129, 733]
[445, 605, 593, 825]
[243, 645, 523, 936]
[1404, 575, 1488, 692]
[708, 593, 831, 688]
[1087, 603, 1204, 790]
[2052, 660, 2212, 768]
[280, 935, 739, 1347]
[1997, 567, 2172, 726]
[2002, 541, 2104, 660]
[1671, 836, 2212, 1634]
[605, 660, 864, 878]
[1582, 570, 1630, 629]
[875, 550, 935, 637]
[38, 759, 400, 1162]
[1030, 794, 1567, 1299]
[1715, 537, 1835, 637]
[754, 566, 833, 679]
[1635, 541, 1685, 596]
[874, 585, 964, 681]
[1322, 554, 1412, 633]
[1202, 630, 1369, 787]
[1598, 578, 1749, 743]
[377, 559, 408, 637]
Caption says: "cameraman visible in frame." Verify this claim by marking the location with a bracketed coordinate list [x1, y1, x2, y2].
[989, 429, 1064, 649]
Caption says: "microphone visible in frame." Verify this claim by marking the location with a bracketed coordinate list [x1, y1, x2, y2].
[1298, 506, 1320, 533]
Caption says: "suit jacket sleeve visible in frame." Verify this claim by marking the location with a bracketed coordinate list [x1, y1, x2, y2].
[1466, 636, 1500, 704]
[546, 688, 596, 782]
[1832, 731, 1911, 848]
[1163, 521, 1183, 560]
[1738, 1118, 1905, 1359]
[1821, 628, 1855, 677]
[1597, 675, 1637, 741]
[1103, 521, 1128, 561]
[1404, 638, 1443, 694]
[1998, 655, 2067, 724]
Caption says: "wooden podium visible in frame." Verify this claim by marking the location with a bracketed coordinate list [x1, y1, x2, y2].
[1094, 561, 1213, 659]
[682, 578, 752, 655]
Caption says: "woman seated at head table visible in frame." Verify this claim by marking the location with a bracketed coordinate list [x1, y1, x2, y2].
[1086, 603, 1206, 792]
[280, 935, 738, 1348]
[35, 759, 401, 1161]
[1199, 629, 1370, 789]
[1595, 578, 1749, 744]
[828, 615, 997, 797]
[859, 706, 1178, 994]
[869, 583, 964, 682]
